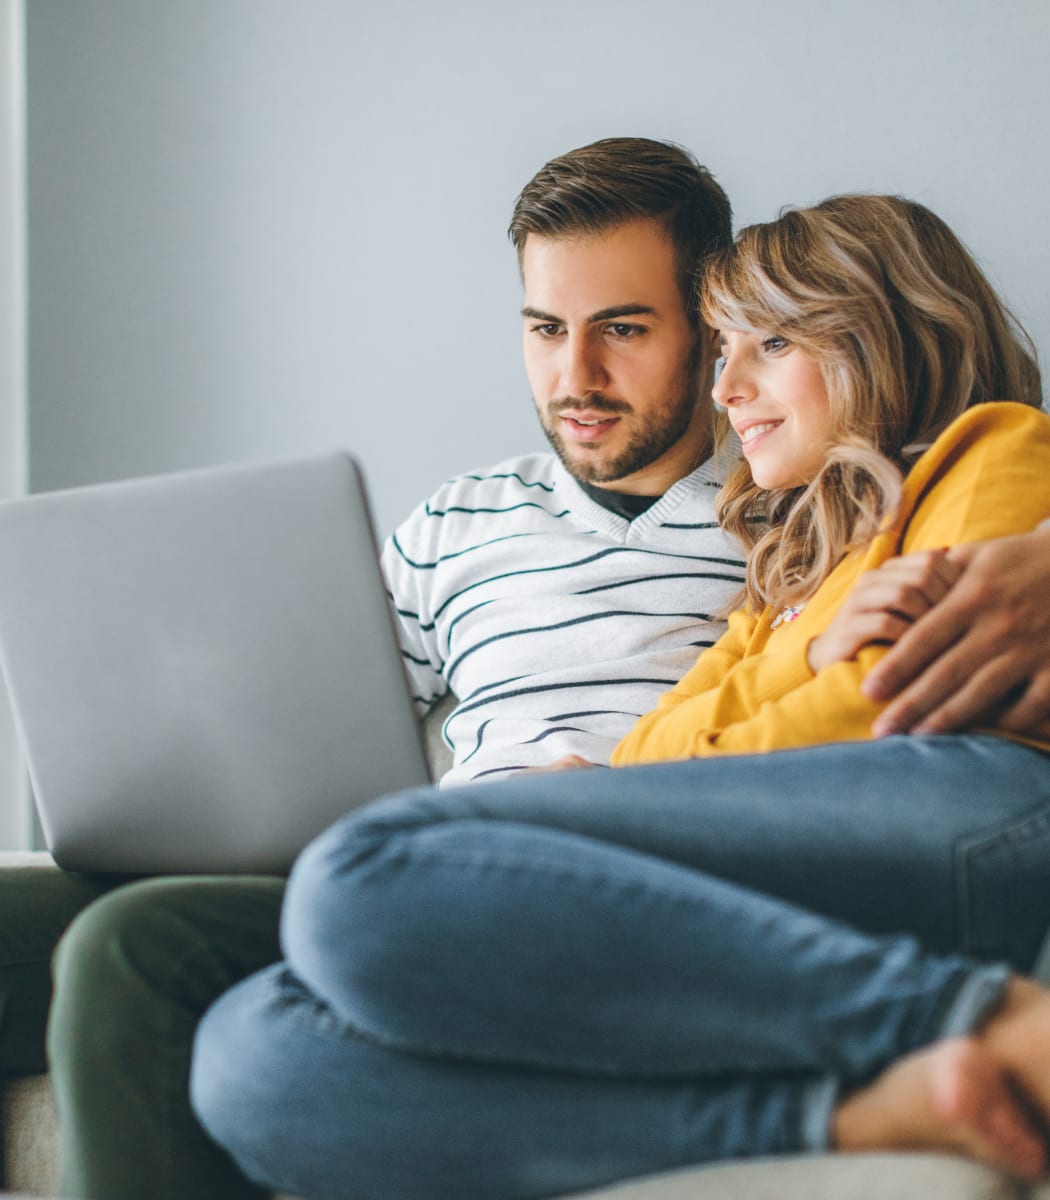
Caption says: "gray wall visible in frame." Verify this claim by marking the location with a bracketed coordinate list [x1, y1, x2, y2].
[0, 0, 27, 848]
[26, 0, 1050, 538]
[3, 0, 1046, 847]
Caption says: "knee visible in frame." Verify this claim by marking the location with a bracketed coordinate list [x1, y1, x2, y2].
[279, 808, 401, 1015]
[190, 966, 314, 1195]
[282, 789, 439, 966]
[53, 883, 146, 1010]
[189, 981, 252, 1163]
[280, 791, 474, 1030]
[191, 964, 470, 1200]
[48, 885, 134, 1069]
[49, 879, 197, 1059]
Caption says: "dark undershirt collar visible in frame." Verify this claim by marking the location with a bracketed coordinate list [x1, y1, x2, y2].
[576, 478, 662, 522]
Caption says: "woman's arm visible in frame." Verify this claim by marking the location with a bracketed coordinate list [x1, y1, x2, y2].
[806, 549, 963, 674]
[613, 405, 1050, 766]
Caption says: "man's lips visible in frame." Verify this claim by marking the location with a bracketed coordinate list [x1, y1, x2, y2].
[551, 401, 629, 443]
[559, 412, 621, 442]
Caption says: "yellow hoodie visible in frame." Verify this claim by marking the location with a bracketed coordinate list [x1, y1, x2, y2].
[612, 403, 1050, 766]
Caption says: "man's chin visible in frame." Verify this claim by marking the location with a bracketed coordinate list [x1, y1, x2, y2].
[548, 439, 627, 486]
[568, 462, 630, 486]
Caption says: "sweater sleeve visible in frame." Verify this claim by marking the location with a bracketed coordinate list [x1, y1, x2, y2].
[612, 403, 1050, 765]
[380, 514, 449, 716]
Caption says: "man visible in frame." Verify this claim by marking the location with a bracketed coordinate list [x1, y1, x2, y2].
[5, 136, 1050, 1199]
[40, 136, 745, 1200]
[387, 143, 742, 786]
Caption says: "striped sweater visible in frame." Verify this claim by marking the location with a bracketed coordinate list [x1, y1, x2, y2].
[382, 451, 746, 785]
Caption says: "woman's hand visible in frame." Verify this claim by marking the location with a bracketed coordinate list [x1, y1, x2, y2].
[806, 549, 963, 675]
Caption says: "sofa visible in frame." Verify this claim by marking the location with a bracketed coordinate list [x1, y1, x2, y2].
[3, 702, 1050, 1199]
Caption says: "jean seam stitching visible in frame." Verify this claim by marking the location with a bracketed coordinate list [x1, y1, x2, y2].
[955, 797, 1050, 959]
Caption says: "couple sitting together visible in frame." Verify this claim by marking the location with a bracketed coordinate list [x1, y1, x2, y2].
[9, 137, 1050, 1200]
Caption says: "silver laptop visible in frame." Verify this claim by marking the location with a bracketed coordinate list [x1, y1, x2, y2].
[0, 453, 432, 874]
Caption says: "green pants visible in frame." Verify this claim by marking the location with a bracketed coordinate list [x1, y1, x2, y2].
[1, 866, 284, 1200]
[0, 866, 115, 1075]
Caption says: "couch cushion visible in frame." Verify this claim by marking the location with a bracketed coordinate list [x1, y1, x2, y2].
[2, 1073, 57, 1196]
[565, 1153, 1048, 1199]
[7, 1070, 1050, 1199]
[423, 693, 455, 779]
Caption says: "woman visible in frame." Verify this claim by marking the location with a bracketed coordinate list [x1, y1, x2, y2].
[615, 194, 1046, 762]
[191, 197, 1050, 1200]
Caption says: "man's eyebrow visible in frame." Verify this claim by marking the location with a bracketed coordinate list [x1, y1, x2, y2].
[590, 304, 657, 321]
[520, 304, 658, 322]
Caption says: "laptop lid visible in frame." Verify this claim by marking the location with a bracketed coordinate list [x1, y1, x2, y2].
[0, 452, 431, 874]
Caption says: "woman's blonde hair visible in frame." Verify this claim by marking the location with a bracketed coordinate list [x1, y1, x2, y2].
[700, 194, 1042, 613]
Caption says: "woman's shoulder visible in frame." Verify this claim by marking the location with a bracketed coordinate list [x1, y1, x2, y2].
[933, 401, 1048, 449]
[907, 401, 1050, 482]
[896, 401, 1050, 546]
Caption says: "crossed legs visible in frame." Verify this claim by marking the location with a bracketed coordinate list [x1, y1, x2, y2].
[191, 735, 1050, 1199]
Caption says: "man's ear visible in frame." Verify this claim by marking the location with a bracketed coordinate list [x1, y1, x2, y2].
[704, 324, 720, 360]
[696, 323, 721, 378]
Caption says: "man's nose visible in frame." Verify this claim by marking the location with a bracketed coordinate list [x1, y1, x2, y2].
[559, 333, 608, 398]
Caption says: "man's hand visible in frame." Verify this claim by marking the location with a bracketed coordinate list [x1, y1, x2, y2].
[807, 549, 961, 674]
[516, 755, 597, 776]
[863, 526, 1050, 737]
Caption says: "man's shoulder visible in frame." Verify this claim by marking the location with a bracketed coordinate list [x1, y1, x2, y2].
[434, 452, 563, 496]
[389, 452, 572, 555]
[409, 452, 567, 516]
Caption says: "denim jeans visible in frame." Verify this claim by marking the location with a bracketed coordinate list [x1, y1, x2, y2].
[191, 734, 1050, 1200]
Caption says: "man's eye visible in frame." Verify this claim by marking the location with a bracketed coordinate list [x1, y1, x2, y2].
[606, 323, 643, 339]
[530, 324, 562, 338]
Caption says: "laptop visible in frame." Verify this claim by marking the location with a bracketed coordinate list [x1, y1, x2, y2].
[0, 452, 432, 874]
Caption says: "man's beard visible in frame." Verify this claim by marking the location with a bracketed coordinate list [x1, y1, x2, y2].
[537, 357, 702, 487]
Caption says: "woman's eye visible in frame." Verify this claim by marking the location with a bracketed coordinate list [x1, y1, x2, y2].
[762, 335, 789, 353]
[713, 357, 726, 382]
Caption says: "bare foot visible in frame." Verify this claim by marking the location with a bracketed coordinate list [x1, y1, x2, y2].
[833, 1036, 1045, 1180]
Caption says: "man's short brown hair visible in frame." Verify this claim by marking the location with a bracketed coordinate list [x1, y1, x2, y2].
[508, 137, 732, 317]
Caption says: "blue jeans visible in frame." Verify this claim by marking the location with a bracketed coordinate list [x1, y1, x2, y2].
[191, 735, 1050, 1200]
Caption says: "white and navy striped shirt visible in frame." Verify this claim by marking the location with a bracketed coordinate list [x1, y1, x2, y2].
[382, 451, 746, 785]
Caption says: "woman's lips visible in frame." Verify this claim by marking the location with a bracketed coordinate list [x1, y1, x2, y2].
[736, 419, 783, 452]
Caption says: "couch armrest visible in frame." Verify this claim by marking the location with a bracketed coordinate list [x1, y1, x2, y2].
[423, 693, 455, 781]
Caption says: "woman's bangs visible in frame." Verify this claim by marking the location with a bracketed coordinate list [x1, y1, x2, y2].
[704, 261, 794, 335]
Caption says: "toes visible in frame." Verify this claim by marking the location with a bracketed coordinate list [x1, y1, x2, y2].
[983, 1093, 1046, 1180]
[931, 1039, 1046, 1180]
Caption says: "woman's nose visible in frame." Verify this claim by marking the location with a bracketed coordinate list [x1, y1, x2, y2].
[712, 356, 750, 408]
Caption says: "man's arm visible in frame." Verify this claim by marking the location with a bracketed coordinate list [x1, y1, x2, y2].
[862, 524, 1050, 737]
[380, 523, 449, 716]
[616, 409, 1050, 762]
